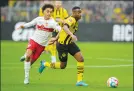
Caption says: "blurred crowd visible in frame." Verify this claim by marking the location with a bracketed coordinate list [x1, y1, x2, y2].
[1, 0, 133, 23]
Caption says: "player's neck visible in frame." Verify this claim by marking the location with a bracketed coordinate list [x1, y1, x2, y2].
[44, 16, 50, 20]
[71, 15, 78, 22]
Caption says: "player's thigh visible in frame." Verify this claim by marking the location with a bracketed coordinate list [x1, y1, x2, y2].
[31, 44, 45, 62]
[26, 39, 36, 57]
[68, 43, 83, 62]
[26, 49, 33, 57]
[68, 43, 80, 56]
[56, 42, 68, 62]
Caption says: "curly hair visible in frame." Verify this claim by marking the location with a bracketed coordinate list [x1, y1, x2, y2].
[42, 4, 54, 13]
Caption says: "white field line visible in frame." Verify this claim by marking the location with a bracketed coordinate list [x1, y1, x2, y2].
[1, 64, 133, 69]
[96, 57, 133, 62]
[68, 64, 133, 68]
[1, 57, 133, 65]
[84, 57, 133, 62]
[1, 57, 133, 69]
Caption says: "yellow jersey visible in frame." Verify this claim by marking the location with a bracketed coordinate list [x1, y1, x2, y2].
[58, 16, 78, 45]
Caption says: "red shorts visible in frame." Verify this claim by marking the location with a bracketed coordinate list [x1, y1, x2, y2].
[27, 39, 45, 63]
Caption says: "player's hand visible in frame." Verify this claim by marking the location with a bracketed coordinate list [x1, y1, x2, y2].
[71, 35, 77, 42]
[16, 25, 24, 30]
[48, 38, 57, 45]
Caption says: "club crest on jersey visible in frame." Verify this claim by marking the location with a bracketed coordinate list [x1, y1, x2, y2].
[68, 18, 72, 22]
[62, 53, 66, 57]
[37, 24, 46, 30]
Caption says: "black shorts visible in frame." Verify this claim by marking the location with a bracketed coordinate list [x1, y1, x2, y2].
[56, 42, 80, 62]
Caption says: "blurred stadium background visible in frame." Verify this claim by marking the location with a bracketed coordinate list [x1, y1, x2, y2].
[1, 0, 133, 91]
[1, 0, 133, 23]
[1, 0, 133, 41]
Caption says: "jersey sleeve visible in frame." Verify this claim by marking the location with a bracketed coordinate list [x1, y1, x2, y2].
[63, 9, 68, 18]
[53, 21, 61, 32]
[39, 8, 44, 16]
[23, 17, 38, 28]
[64, 17, 75, 27]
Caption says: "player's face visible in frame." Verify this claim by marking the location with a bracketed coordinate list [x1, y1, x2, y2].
[73, 9, 82, 20]
[55, 1, 62, 9]
[43, 8, 53, 19]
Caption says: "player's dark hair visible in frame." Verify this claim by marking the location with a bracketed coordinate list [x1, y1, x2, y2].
[42, 4, 54, 12]
[72, 6, 81, 11]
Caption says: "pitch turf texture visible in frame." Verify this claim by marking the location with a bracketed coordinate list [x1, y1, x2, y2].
[1, 41, 133, 91]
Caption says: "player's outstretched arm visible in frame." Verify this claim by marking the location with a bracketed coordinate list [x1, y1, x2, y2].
[17, 17, 38, 30]
[23, 17, 37, 28]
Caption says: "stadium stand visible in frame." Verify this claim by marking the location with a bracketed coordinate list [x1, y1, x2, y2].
[1, 0, 133, 23]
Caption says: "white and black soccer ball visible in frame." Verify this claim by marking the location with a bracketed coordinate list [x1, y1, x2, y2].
[107, 77, 118, 88]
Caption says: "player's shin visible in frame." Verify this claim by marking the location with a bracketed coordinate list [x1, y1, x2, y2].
[77, 62, 84, 82]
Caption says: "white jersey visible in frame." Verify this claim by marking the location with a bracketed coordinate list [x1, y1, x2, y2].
[23, 17, 61, 46]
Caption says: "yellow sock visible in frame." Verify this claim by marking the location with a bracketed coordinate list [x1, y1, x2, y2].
[44, 62, 61, 69]
[52, 62, 61, 69]
[44, 62, 51, 67]
[77, 62, 84, 82]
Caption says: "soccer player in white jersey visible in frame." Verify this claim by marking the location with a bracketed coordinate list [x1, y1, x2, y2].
[17, 4, 61, 84]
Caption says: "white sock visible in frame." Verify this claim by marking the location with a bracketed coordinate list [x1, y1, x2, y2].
[24, 61, 31, 79]
[51, 56, 56, 63]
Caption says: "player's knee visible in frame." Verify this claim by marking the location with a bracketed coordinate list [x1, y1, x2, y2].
[60, 62, 67, 69]
[25, 53, 32, 61]
[26, 55, 30, 59]
[25, 55, 31, 62]
[61, 65, 66, 69]
[79, 56, 84, 62]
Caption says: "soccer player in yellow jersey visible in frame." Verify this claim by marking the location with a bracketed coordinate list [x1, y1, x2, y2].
[39, 1, 68, 63]
[39, 6, 88, 86]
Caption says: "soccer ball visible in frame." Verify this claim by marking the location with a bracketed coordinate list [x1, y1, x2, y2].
[107, 77, 118, 88]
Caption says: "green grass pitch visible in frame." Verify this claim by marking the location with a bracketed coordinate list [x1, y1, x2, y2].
[1, 41, 133, 91]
